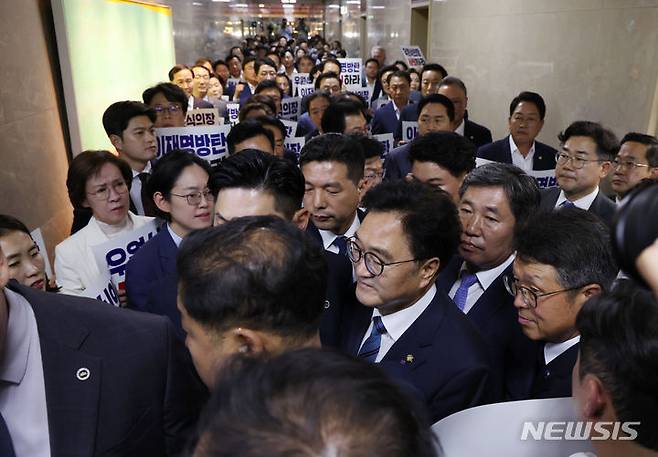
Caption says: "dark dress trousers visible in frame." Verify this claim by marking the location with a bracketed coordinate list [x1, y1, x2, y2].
[539, 187, 617, 227]
[6, 281, 207, 457]
[477, 135, 558, 170]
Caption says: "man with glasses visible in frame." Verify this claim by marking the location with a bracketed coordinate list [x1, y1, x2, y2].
[477, 91, 557, 171]
[539, 120, 618, 226]
[507, 207, 617, 399]
[339, 180, 494, 423]
[142, 82, 188, 128]
[611, 132, 658, 205]
[436, 163, 540, 400]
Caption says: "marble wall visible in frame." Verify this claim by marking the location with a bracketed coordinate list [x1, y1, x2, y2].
[428, 0, 658, 145]
[0, 0, 72, 263]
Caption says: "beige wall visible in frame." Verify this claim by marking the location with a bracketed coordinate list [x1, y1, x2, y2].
[0, 0, 72, 264]
[428, 0, 658, 145]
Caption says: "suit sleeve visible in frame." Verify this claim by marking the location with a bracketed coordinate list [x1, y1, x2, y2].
[371, 110, 384, 135]
[384, 150, 403, 181]
[428, 365, 493, 423]
[125, 253, 152, 312]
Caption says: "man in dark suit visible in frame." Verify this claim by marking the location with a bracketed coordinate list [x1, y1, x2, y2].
[436, 163, 540, 400]
[539, 120, 618, 226]
[477, 91, 557, 171]
[339, 180, 495, 423]
[385, 94, 456, 180]
[371, 70, 413, 136]
[438, 76, 492, 148]
[509, 208, 617, 399]
[0, 247, 206, 456]
[610, 132, 658, 205]
[300, 135, 366, 347]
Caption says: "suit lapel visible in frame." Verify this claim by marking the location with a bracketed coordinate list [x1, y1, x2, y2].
[467, 264, 513, 327]
[345, 304, 373, 356]
[158, 228, 178, 276]
[9, 284, 101, 457]
[305, 221, 323, 247]
[503, 135, 513, 164]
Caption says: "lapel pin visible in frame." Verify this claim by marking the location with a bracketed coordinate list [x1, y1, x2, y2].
[323, 300, 331, 309]
[401, 354, 414, 364]
[76, 367, 91, 381]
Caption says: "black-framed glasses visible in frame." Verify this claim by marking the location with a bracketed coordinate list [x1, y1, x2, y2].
[555, 152, 608, 170]
[170, 188, 214, 206]
[503, 275, 584, 308]
[612, 158, 651, 171]
[153, 104, 182, 115]
[86, 180, 129, 201]
[347, 237, 422, 277]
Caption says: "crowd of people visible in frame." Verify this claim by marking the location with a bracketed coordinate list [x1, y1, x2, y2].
[1, 30, 658, 457]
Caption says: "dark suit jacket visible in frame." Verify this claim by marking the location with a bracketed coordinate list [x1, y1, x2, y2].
[371, 101, 406, 136]
[436, 257, 539, 400]
[394, 107, 493, 147]
[383, 143, 411, 181]
[539, 187, 617, 227]
[237, 83, 253, 106]
[126, 228, 183, 340]
[530, 343, 579, 399]
[339, 288, 495, 423]
[477, 136, 557, 170]
[295, 111, 316, 137]
[6, 281, 206, 457]
[192, 97, 214, 109]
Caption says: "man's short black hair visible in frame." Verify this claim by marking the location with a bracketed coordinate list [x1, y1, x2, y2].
[420, 63, 448, 80]
[577, 281, 658, 451]
[319, 57, 341, 73]
[211, 149, 303, 219]
[408, 132, 476, 177]
[417, 94, 455, 122]
[619, 132, 658, 167]
[295, 55, 314, 72]
[226, 119, 275, 155]
[242, 56, 256, 70]
[355, 135, 385, 160]
[362, 180, 459, 270]
[255, 79, 283, 97]
[147, 150, 212, 221]
[364, 57, 380, 68]
[177, 217, 327, 341]
[142, 82, 189, 115]
[378, 65, 398, 82]
[299, 133, 365, 184]
[102, 101, 156, 137]
[257, 115, 287, 140]
[314, 71, 341, 90]
[460, 163, 541, 237]
[168, 64, 190, 82]
[306, 90, 332, 108]
[516, 207, 617, 291]
[321, 100, 365, 134]
[386, 70, 411, 85]
[254, 58, 276, 75]
[225, 55, 241, 66]
[558, 121, 619, 160]
[193, 348, 437, 457]
[439, 76, 467, 96]
[509, 91, 547, 120]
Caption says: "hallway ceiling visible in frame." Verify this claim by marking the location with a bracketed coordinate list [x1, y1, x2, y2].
[159, 0, 327, 18]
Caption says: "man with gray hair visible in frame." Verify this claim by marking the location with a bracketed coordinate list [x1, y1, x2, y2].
[370, 45, 387, 67]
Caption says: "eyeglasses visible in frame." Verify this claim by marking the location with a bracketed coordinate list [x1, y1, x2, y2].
[347, 237, 422, 277]
[503, 275, 583, 308]
[555, 152, 608, 170]
[86, 180, 129, 201]
[612, 158, 651, 171]
[170, 188, 214, 206]
[153, 104, 182, 115]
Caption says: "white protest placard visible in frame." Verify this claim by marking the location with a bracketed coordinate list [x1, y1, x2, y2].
[402, 121, 419, 143]
[185, 108, 222, 126]
[30, 227, 53, 278]
[156, 125, 232, 168]
[400, 45, 426, 68]
[226, 103, 240, 126]
[476, 158, 558, 189]
[92, 220, 159, 293]
[344, 85, 372, 107]
[280, 97, 301, 120]
[280, 119, 298, 138]
[297, 83, 316, 98]
[284, 136, 306, 161]
[292, 73, 310, 96]
[226, 78, 240, 91]
[373, 133, 394, 155]
[338, 58, 362, 87]
[81, 270, 120, 307]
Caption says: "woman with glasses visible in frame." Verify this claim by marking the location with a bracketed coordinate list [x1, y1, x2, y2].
[125, 150, 212, 338]
[55, 150, 154, 301]
[0, 214, 59, 292]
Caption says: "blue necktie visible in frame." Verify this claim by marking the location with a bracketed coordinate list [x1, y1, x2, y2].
[0, 412, 16, 457]
[453, 273, 478, 312]
[332, 235, 348, 256]
[560, 200, 575, 208]
[357, 316, 387, 363]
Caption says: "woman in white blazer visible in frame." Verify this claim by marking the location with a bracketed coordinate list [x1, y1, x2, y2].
[55, 150, 153, 301]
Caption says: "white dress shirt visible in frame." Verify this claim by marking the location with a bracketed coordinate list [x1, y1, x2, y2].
[544, 335, 580, 365]
[0, 288, 51, 457]
[509, 135, 535, 172]
[318, 213, 360, 254]
[359, 284, 437, 362]
[555, 186, 599, 210]
[454, 119, 465, 136]
[129, 161, 152, 216]
[449, 254, 516, 314]
[167, 224, 183, 248]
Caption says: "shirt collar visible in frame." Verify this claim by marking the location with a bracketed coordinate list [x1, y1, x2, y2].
[454, 119, 465, 136]
[167, 223, 183, 247]
[318, 213, 360, 250]
[461, 253, 515, 291]
[509, 135, 536, 160]
[555, 186, 599, 210]
[544, 334, 580, 365]
[0, 288, 33, 384]
[131, 161, 152, 178]
[373, 284, 436, 342]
